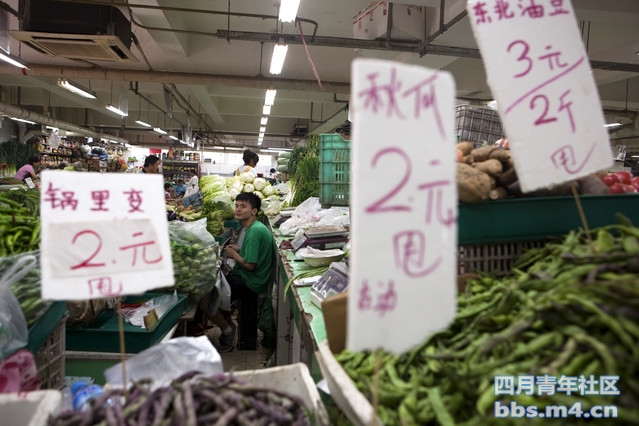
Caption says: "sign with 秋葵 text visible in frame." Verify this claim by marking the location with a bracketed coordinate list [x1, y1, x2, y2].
[348, 58, 457, 354]
[40, 171, 174, 300]
[467, 0, 612, 192]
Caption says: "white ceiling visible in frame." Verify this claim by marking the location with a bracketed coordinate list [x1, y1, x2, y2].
[0, 0, 637, 150]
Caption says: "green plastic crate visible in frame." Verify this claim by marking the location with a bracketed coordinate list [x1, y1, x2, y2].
[319, 133, 350, 207]
[65, 292, 188, 353]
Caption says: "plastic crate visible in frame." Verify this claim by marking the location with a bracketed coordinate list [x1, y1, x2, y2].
[319, 133, 350, 207]
[458, 240, 547, 276]
[455, 105, 505, 145]
[35, 317, 66, 390]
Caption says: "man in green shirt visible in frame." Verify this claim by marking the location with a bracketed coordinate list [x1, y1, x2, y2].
[204, 192, 276, 352]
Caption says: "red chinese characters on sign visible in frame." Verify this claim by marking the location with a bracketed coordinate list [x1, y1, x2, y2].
[358, 279, 398, 318]
[358, 68, 446, 139]
[43, 185, 146, 212]
[473, 0, 568, 24]
[119, 231, 163, 266]
[87, 277, 123, 297]
[43, 182, 79, 211]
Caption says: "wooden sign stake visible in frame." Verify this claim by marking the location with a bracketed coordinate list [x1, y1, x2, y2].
[117, 296, 128, 397]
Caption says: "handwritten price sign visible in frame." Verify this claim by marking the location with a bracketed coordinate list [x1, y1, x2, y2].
[348, 58, 457, 354]
[40, 171, 174, 300]
[467, 0, 612, 192]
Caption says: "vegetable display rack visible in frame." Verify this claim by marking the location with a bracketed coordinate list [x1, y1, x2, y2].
[162, 160, 200, 181]
[319, 133, 350, 208]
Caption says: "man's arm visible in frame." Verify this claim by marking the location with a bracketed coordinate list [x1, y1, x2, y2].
[224, 246, 256, 271]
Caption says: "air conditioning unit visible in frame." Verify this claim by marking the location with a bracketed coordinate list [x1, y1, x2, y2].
[11, 0, 137, 62]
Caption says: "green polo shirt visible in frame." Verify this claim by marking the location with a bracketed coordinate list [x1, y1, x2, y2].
[232, 220, 275, 294]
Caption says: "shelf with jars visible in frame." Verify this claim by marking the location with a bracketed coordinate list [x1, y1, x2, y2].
[162, 160, 200, 182]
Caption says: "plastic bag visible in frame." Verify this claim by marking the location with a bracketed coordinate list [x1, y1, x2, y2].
[208, 270, 232, 317]
[168, 219, 219, 302]
[103, 336, 223, 390]
[121, 292, 178, 329]
[261, 194, 282, 216]
[0, 253, 35, 358]
[3, 251, 52, 327]
[0, 349, 39, 392]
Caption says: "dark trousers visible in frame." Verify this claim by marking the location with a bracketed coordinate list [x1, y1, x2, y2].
[227, 273, 259, 350]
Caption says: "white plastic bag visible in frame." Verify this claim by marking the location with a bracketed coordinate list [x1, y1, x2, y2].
[0, 254, 36, 357]
[209, 270, 232, 316]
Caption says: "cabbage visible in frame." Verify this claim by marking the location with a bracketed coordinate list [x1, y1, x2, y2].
[240, 172, 256, 183]
[201, 180, 225, 194]
[278, 151, 291, 159]
[212, 193, 234, 219]
[243, 183, 255, 193]
[277, 164, 289, 173]
[253, 190, 264, 199]
[253, 177, 267, 191]
[229, 188, 240, 200]
[262, 185, 275, 197]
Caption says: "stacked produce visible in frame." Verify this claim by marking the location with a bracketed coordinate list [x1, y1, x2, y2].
[199, 173, 280, 219]
[168, 219, 218, 303]
[48, 371, 313, 426]
[600, 170, 639, 194]
[0, 189, 41, 256]
[456, 141, 613, 203]
[335, 221, 639, 425]
[276, 151, 291, 174]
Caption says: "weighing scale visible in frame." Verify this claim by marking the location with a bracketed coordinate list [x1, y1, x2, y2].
[290, 226, 349, 252]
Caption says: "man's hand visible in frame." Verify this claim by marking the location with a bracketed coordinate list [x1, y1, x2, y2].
[224, 245, 240, 261]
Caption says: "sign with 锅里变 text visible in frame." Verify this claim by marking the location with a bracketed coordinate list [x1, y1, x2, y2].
[40, 171, 174, 300]
[348, 58, 457, 354]
[467, 0, 612, 192]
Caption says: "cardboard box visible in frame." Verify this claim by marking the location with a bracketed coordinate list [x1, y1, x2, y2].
[321, 291, 348, 354]
[0, 390, 62, 426]
[353, 2, 424, 41]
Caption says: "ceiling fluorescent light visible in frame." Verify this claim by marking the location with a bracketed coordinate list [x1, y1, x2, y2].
[259, 126, 266, 133]
[135, 119, 152, 127]
[153, 127, 167, 135]
[279, 0, 300, 22]
[57, 78, 96, 99]
[267, 147, 293, 151]
[604, 122, 622, 128]
[269, 43, 288, 74]
[265, 89, 277, 106]
[0, 50, 28, 69]
[46, 125, 58, 131]
[169, 135, 179, 140]
[259, 132, 265, 138]
[263, 104, 272, 115]
[11, 117, 36, 125]
[106, 105, 128, 117]
[260, 116, 268, 125]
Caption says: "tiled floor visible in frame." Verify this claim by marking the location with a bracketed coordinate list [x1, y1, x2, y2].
[204, 326, 274, 371]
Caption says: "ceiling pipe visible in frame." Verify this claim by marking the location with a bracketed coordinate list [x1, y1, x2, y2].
[0, 64, 351, 94]
[0, 101, 129, 144]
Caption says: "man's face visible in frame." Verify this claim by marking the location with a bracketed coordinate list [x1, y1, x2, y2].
[147, 161, 160, 173]
[234, 199, 256, 221]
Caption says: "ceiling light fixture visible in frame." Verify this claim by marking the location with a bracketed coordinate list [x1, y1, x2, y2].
[263, 104, 272, 115]
[57, 78, 96, 99]
[11, 117, 36, 125]
[269, 42, 288, 74]
[106, 105, 128, 117]
[265, 89, 277, 106]
[153, 127, 167, 135]
[0, 49, 28, 69]
[259, 126, 266, 133]
[604, 122, 622, 128]
[260, 116, 268, 125]
[169, 135, 179, 140]
[279, 0, 300, 22]
[135, 119, 152, 127]
[259, 132, 265, 138]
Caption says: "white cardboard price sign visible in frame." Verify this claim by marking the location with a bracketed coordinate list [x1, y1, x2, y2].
[40, 171, 174, 300]
[467, 0, 612, 192]
[348, 58, 457, 354]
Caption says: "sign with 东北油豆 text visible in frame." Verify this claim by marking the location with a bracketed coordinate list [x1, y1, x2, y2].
[40, 171, 174, 300]
[348, 58, 457, 354]
[467, 0, 612, 192]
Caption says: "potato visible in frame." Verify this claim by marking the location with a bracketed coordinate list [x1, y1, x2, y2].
[489, 187, 509, 200]
[488, 148, 513, 170]
[473, 159, 503, 177]
[496, 167, 518, 187]
[463, 154, 475, 165]
[457, 163, 493, 203]
[457, 141, 475, 156]
[470, 146, 498, 162]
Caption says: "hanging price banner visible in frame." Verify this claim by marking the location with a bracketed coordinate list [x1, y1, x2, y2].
[40, 171, 174, 300]
[467, 0, 612, 192]
[348, 58, 457, 354]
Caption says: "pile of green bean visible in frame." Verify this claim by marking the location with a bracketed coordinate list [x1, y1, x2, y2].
[335, 222, 639, 425]
[0, 189, 40, 256]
